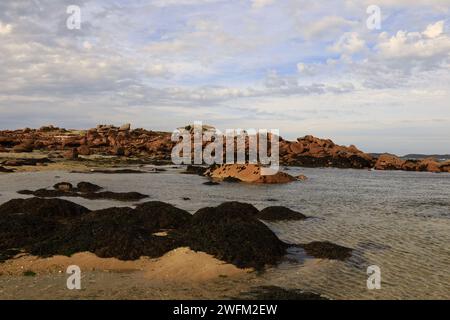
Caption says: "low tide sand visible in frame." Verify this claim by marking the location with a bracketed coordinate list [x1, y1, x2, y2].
[0, 248, 255, 299]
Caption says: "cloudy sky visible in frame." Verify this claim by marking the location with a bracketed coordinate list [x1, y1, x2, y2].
[0, 0, 449, 154]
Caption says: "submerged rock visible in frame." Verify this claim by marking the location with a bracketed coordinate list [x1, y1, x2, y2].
[300, 241, 352, 261]
[238, 286, 328, 300]
[17, 182, 147, 202]
[203, 181, 220, 186]
[76, 181, 102, 193]
[258, 206, 307, 221]
[180, 202, 287, 270]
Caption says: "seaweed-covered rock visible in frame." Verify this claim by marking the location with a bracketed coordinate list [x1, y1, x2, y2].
[0, 197, 89, 219]
[134, 201, 192, 230]
[28, 207, 180, 260]
[181, 202, 287, 270]
[182, 165, 207, 175]
[203, 181, 220, 186]
[76, 181, 103, 193]
[258, 206, 307, 221]
[300, 241, 352, 261]
[0, 213, 61, 252]
[206, 201, 260, 217]
[87, 169, 147, 174]
[81, 191, 148, 201]
[17, 188, 148, 202]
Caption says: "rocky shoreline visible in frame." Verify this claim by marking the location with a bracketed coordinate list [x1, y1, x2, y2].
[0, 124, 449, 173]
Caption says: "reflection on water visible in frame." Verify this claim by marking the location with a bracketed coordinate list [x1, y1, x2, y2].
[0, 167, 449, 299]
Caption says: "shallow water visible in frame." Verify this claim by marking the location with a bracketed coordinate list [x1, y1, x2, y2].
[0, 167, 449, 299]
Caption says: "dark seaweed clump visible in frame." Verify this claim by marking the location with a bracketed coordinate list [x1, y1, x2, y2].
[17, 181, 147, 201]
[300, 241, 353, 261]
[29, 207, 182, 260]
[0, 194, 352, 269]
[179, 202, 288, 270]
[258, 206, 307, 221]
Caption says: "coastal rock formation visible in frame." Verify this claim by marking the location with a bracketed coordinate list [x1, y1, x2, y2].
[374, 154, 405, 170]
[280, 135, 374, 169]
[374, 153, 449, 173]
[0, 195, 352, 270]
[134, 201, 192, 230]
[0, 214, 62, 261]
[0, 197, 89, 219]
[205, 164, 297, 184]
[0, 124, 175, 160]
[1, 124, 449, 173]
[17, 181, 146, 201]
[29, 207, 181, 260]
[180, 202, 288, 270]
[76, 181, 102, 193]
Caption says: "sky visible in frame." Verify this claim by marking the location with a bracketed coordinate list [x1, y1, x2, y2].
[0, 0, 449, 154]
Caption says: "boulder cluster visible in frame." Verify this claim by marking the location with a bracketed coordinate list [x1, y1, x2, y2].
[0, 196, 351, 268]
[0, 124, 174, 160]
[374, 154, 450, 173]
[279, 135, 374, 169]
[1, 124, 449, 173]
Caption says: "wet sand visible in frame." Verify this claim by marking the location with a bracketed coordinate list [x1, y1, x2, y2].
[0, 248, 256, 300]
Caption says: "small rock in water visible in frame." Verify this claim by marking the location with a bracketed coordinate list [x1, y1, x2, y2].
[203, 181, 220, 186]
[300, 241, 353, 261]
[76, 181, 102, 193]
[258, 206, 307, 221]
[53, 182, 73, 192]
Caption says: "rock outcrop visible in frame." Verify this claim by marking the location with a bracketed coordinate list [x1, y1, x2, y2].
[280, 135, 374, 169]
[374, 153, 449, 173]
[205, 164, 298, 184]
[179, 202, 288, 270]
[0, 124, 448, 173]
[0, 197, 90, 219]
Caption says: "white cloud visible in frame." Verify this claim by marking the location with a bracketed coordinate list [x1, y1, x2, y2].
[376, 21, 450, 60]
[0, 21, 12, 35]
[251, 0, 275, 9]
[300, 16, 357, 39]
[422, 20, 444, 38]
[330, 32, 366, 55]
